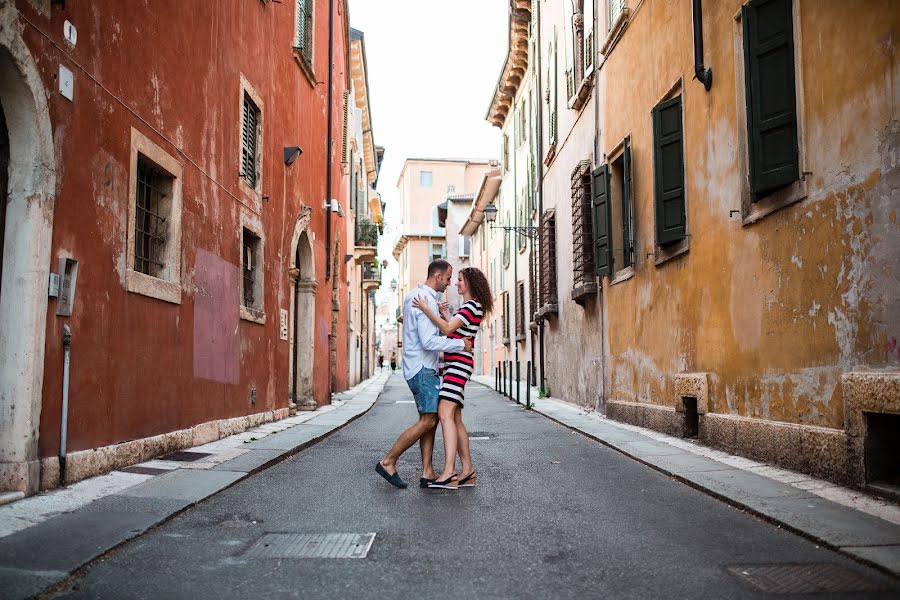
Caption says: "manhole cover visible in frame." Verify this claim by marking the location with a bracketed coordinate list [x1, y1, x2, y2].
[121, 466, 172, 476]
[727, 564, 885, 594]
[244, 533, 375, 559]
[160, 451, 213, 462]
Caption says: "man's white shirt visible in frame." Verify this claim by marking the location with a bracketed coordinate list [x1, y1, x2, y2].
[401, 284, 465, 380]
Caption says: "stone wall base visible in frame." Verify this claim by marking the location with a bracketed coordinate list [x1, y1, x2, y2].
[0, 459, 40, 494]
[606, 401, 685, 438]
[38, 407, 293, 492]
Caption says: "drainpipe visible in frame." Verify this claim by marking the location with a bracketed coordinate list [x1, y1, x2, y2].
[534, 0, 547, 394]
[325, 0, 336, 281]
[692, 0, 713, 91]
[59, 324, 71, 486]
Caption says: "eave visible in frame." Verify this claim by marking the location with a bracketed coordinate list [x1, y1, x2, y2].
[487, 0, 532, 129]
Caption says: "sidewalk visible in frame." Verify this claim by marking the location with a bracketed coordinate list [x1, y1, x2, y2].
[0, 371, 390, 600]
[473, 375, 900, 577]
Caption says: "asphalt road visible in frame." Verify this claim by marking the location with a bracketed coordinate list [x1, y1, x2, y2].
[53, 374, 898, 599]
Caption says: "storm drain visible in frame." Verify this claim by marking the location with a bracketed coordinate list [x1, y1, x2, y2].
[244, 533, 376, 559]
[161, 451, 213, 462]
[727, 564, 884, 594]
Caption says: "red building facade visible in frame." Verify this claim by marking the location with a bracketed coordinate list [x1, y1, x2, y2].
[0, 0, 352, 495]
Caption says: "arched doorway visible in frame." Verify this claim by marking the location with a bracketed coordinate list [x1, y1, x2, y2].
[289, 208, 317, 411]
[0, 22, 57, 495]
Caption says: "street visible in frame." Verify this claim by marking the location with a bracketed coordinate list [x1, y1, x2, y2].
[51, 374, 897, 599]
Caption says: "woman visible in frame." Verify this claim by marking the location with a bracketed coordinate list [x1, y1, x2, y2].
[412, 267, 492, 490]
[390, 352, 397, 372]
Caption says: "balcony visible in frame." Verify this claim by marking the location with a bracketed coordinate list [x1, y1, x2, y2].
[353, 218, 379, 264]
[362, 262, 381, 292]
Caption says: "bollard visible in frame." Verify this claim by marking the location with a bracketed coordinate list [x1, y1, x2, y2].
[509, 360, 513, 401]
[502, 361, 506, 396]
[495, 363, 499, 391]
[516, 361, 521, 405]
[526, 360, 532, 410]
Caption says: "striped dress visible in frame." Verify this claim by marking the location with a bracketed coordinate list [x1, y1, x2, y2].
[439, 299, 483, 407]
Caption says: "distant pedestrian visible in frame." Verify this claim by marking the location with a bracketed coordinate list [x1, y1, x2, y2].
[375, 260, 473, 490]
[390, 352, 397, 372]
[378, 354, 384, 370]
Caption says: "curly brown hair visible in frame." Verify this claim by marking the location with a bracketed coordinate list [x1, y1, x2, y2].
[459, 267, 493, 317]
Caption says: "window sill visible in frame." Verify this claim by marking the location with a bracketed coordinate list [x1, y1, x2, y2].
[502, 337, 511, 346]
[610, 266, 635, 286]
[742, 178, 809, 226]
[125, 269, 181, 305]
[567, 72, 594, 112]
[293, 49, 316, 88]
[238, 177, 263, 209]
[516, 334, 526, 342]
[544, 143, 557, 167]
[536, 303, 559, 320]
[654, 238, 690, 267]
[571, 281, 598, 303]
[240, 306, 266, 325]
[599, 9, 630, 60]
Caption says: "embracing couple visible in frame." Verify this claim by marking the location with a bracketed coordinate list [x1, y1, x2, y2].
[375, 259, 493, 491]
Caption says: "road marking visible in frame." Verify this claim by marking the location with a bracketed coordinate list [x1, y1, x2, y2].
[469, 436, 490, 441]
[394, 400, 415, 404]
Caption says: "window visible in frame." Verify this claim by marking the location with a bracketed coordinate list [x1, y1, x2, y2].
[548, 37, 558, 147]
[608, 0, 627, 32]
[537, 210, 558, 316]
[430, 242, 446, 262]
[134, 156, 173, 278]
[516, 281, 525, 339]
[501, 292, 510, 345]
[502, 210, 510, 267]
[126, 128, 183, 304]
[241, 92, 261, 189]
[652, 95, 686, 247]
[501, 134, 509, 174]
[242, 228, 264, 319]
[420, 170, 433, 187]
[294, 0, 313, 64]
[583, 0, 594, 77]
[530, 249, 538, 322]
[459, 235, 471, 258]
[571, 160, 596, 297]
[609, 138, 634, 272]
[447, 184, 456, 194]
[742, 0, 799, 196]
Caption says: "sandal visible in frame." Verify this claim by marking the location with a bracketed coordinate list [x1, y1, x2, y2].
[458, 471, 477, 488]
[427, 476, 459, 490]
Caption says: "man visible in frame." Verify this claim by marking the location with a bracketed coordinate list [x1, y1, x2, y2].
[376, 260, 473, 489]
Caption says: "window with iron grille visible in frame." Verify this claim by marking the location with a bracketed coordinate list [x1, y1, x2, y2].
[134, 155, 173, 278]
[529, 248, 538, 322]
[516, 281, 525, 339]
[538, 210, 558, 316]
[571, 159, 597, 300]
[241, 93, 261, 189]
[295, 0, 313, 64]
[517, 201, 527, 252]
[242, 228, 261, 313]
[608, 0, 627, 32]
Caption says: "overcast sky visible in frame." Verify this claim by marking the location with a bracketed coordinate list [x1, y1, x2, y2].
[349, 1, 507, 299]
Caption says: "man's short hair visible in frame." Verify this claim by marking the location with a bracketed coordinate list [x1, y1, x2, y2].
[427, 259, 452, 278]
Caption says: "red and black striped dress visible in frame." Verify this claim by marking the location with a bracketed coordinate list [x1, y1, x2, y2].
[439, 300, 483, 407]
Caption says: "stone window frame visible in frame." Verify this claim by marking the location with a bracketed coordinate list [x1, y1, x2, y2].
[732, 1, 809, 226]
[239, 212, 266, 325]
[238, 75, 264, 203]
[125, 127, 183, 305]
[606, 135, 636, 284]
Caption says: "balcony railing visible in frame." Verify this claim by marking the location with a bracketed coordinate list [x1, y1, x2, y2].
[362, 262, 381, 282]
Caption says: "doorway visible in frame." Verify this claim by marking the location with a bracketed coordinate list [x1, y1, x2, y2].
[289, 215, 317, 411]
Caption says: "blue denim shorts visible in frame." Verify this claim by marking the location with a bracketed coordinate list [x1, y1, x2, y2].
[406, 368, 440, 414]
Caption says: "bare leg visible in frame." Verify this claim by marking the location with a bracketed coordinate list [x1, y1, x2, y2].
[419, 423, 438, 479]
[436, 400, 459, 481]
[381, 414, 438, 475]
[454, 408, 473, 477]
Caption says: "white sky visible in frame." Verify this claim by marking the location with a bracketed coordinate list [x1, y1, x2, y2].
[349, 1, 507, 301]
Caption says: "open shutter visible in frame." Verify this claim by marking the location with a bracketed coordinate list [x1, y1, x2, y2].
[742, 0, 799, 195]
[653, 96, 686, 246]
[591, 165, 611, 276]
[622, 137, 633, 268]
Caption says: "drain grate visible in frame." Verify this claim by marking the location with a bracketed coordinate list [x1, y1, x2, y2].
[244, 533, 375, 559]
[727, 564, 884, 594]
[121, 466, 172, 476]
[160, 451, 213, 462]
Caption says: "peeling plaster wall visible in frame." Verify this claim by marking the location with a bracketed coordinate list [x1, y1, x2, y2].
[595, 0, 899, 431]
[5, 0, 352, 461]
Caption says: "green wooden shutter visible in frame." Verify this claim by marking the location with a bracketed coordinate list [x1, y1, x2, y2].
[622, 137, 633, 268]
[591, 165, 611, 276]
[742, 0, 799, 195]
[242, 94, 259, 188]
[653, 96, 686, 246]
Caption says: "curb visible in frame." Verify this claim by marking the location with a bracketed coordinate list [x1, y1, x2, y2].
[1, 374, 391, 600]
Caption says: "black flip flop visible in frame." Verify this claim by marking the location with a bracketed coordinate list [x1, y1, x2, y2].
[375, 462, 408, 489]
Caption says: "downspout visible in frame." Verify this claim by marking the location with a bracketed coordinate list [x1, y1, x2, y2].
[534, 0, 547, 394]
[692, 0, 713, 91]
[593, 0, 610, 413]
[325, 0, 335, 281]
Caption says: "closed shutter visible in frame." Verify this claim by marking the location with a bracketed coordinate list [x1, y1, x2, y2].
[539, 210, 558, 309]
[652, 96, 686, 246]
[295, 0, 312, 60]
[591, 165, 611, 276]
[242, 94, 259, 188]
[742, 0, 799, 195]
[341, 91, 350, 165]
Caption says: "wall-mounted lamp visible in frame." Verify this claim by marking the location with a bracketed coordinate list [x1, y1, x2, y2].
[483, 203, 538, 239]
[324, 199, 344, 217]
[283, 146, 303, 166]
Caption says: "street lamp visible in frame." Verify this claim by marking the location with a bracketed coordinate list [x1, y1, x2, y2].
[390, 279, 397, 292]
[483, 203, 538, 239]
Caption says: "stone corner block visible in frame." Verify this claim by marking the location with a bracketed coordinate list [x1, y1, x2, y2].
[842, 371, 900, 436]
[192, 421, 220, 446]
[674, 372, 710, 414]
[273, 407, 291, 421]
